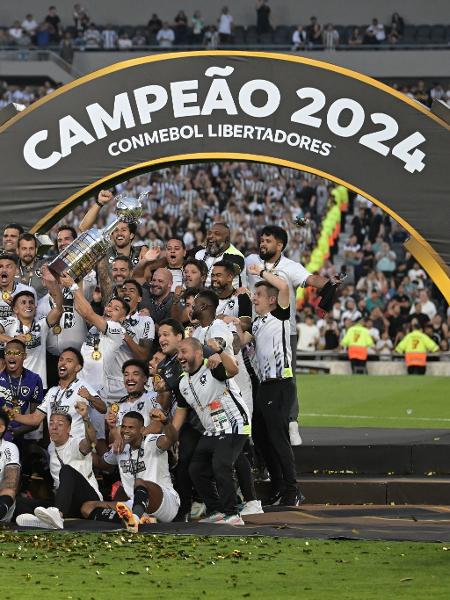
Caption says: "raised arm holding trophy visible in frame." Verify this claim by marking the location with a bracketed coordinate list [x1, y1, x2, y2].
[48, 193, 143, 282]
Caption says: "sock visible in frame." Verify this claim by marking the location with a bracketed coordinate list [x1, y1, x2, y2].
[88, 507, 121, 523]
[132, 485, 149, 518]
[0, 495, 14, 520]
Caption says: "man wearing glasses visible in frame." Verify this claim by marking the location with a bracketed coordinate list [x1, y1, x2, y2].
[0, 339, 44, 487]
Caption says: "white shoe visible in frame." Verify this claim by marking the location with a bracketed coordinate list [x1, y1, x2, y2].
[198, 512, 225, 523]
[217, 514, 245, 526]
[190, 501, 206, 520]
[289, 422, 303, 446]
[240, 500, 264, 516]
[16, 513, 51, 528]
[34, 506, 64, 529]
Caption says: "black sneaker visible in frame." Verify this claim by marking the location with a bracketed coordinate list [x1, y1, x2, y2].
[280, 490, 306, 507]
[263, 490, 283, 506]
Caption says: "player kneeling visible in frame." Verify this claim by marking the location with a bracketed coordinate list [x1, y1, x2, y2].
[82, 409, 179, 531]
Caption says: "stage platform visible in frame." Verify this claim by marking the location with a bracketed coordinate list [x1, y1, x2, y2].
[11, 505, 450, 543]
[283, 427, 450, 505]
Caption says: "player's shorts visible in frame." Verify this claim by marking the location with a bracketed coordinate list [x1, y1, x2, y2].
[127, 486, 180, 523]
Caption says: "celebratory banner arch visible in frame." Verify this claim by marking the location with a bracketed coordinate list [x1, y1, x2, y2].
[0, 51, 449, 300]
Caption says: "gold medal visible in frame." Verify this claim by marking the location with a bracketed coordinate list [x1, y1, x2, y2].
[52, 324, 62, 335]
[2, 291, 10, 301]
[91, 350, 102, 361]
[111, 403, 120, 414]
[24, 332, 33, 342]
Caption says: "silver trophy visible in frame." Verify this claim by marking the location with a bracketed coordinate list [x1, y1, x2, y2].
[48, 195, 143, 281]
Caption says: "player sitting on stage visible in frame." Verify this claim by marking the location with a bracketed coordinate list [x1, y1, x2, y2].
[81, 409, 180, 531]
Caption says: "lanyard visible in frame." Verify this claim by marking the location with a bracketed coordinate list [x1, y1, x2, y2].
[128, 438, 144, 480]
[7, 372, 23, 401]
[264, 255, 282, 273]
[53, 378, 78, 408]
[19, 262, 36, 286]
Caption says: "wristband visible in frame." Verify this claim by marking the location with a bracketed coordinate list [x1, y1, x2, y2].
[95, 199, 104, 208]
[69, 283, 79, 292]
[259, 268, 266, 278]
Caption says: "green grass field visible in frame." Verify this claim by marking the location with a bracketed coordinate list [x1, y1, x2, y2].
[1, 532, 449, 599]
[297, 375, 450, 428]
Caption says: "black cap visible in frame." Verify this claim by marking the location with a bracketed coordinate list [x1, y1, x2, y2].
[0, 252, 18, 264]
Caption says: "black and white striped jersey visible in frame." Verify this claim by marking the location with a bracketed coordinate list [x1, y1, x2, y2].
[251, 304, 293, 382]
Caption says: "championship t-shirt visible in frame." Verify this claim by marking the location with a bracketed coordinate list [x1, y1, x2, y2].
[103, 434, 174, 501]
[37, 377, 98, 439]
[48, 436, 101, 498]
[115, 390, 161, 427]
[37, 289, 87, 354]
[80, 321, 125, 392]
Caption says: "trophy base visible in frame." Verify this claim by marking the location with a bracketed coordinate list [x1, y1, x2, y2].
[48, 257, 69, 280]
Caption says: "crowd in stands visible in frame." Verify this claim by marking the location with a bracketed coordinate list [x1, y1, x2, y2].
[1, 78, 449, 113]
[0, 5, 449, 55]
[57, 162, 449, 358]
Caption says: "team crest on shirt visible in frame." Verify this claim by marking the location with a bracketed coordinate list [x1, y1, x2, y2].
[227, 299, 235, 309]
[66, 389, 74, 398]
[20, 386, 30, 396]
[200, 374, 207, 385]
[137, 401, 144, 411]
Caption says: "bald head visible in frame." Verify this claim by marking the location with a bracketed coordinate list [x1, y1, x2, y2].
[151, 268, 173, 298]
[177, 337, 204, 373]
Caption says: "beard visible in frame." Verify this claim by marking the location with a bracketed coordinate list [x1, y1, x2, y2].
[206, 241, 226, 257]
[259, 248, 276, 261]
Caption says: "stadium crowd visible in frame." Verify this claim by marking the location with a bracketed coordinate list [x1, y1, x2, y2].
[1, 78, 449, 112]
[0, 160, 448, 532]
[0, 5, 449, 53]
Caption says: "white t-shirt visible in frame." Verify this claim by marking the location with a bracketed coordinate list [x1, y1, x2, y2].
[48, 436, 101, 498]
[80, 321, 125, 391]
[0, 439, 20, 485]
[100, 313, 154, 402]
[1, 316, 50, 388]
[37, 290, 87, 354]
[410, 300, 437, 321]
[168, 267, 183, 291]
[116, 391, 161, 427]
[38, 378, 98, 439]
[218, 13, 233, 35]
[246, 254, 311, 335]
[193, 319, 234, 356]
[0, 283, 35, 320]
[103, 434, 174, 500]
[297, 322, 320, 351]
